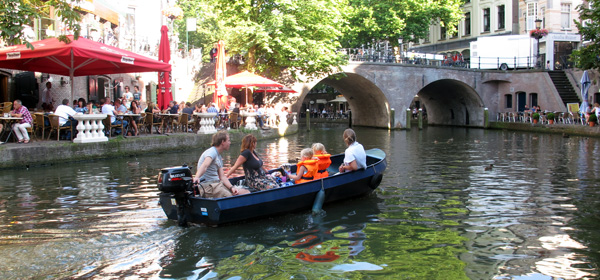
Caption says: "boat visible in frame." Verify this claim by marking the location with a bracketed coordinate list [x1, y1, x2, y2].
[157, 148, 386, 226]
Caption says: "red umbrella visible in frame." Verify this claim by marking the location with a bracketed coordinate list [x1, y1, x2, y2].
[158, 25, 172, 110]
[0, 35, 171, 102]
[205, 71, 285, 106]
[214, 40, 227, 109]
[206, 71, 284, 88]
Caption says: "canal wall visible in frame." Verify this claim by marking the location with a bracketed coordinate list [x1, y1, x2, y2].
[488, 121, 600, 137]
[0, 125, 298, 169]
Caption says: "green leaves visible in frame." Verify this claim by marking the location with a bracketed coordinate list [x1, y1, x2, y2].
[573, 0, 600, 70]
[177, 0, 463, 81]
[0, 0, 81, 49]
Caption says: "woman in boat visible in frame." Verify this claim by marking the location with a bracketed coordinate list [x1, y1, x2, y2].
[226, 134, 279, 191]
[286, 148, 318, 184]
[338, 128, 367, 173]
[312, 143, 331, 179]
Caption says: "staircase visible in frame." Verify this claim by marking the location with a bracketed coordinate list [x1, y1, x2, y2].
[548, 70, 580, 106]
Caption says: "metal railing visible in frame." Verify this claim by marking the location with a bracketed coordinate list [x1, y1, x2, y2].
[338, 48, 541, 70]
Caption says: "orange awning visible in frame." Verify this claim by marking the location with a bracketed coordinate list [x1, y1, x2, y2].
[75, 0, 120, 26]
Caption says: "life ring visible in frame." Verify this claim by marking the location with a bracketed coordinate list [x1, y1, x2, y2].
[369, 173, 383, 189]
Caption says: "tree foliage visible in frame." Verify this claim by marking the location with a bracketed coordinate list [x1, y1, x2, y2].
[177, 0, 348, 81]
[177, 0, 464, 81]
[341, 0, 464, 47]
[0, 0, 81, 49]
[573, 0, 600, 70]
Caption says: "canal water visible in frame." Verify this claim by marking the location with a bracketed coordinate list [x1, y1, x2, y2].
[1, 125, 599, 279]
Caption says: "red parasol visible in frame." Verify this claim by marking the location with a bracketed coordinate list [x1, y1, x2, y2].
[205, 71, 285, 106]
[158, 25, 172, 110]
[214, 40, 227, 109]
[206, 71, 284, 88]
[0, 35, 171, 102]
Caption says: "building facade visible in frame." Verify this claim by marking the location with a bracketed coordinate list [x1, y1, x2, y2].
[408, 0, 582, 70]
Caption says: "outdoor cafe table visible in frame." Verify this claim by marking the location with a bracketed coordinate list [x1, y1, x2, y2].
[194, 112, 218, 134]
[121, 113, 141, 136]
[157, 113, 179, 133]
[0, 116, 23, 142]
[72, 113, 108, 143]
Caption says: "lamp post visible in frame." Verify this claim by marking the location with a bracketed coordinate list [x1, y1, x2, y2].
[397, 37, 403, 63]
[535, 18, 542, 68]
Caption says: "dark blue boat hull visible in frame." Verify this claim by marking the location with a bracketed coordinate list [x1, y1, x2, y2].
[159, 148, 386, 226]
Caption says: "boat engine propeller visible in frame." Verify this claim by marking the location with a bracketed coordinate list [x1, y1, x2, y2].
[158, 165, 194, 227]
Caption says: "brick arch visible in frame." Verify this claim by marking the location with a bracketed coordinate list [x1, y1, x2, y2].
[296, 73, 391, 128]
[418, 79, 484, 126]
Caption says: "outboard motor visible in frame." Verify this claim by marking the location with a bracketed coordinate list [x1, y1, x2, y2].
[158, 165, 193, 226]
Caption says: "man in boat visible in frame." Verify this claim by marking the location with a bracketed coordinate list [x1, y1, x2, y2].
[193, 131, 250, 198]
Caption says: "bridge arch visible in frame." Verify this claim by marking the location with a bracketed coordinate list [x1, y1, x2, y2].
[417, 79, 484, 127]
[298, 72, 391, 128]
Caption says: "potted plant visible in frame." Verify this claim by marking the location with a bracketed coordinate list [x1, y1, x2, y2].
[532, 113, 540, 124]
[546, 112, 555, 124]
[588, 113, 597, 127]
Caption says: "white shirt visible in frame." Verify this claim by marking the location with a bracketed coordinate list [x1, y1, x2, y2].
[344, 142, 367, 170]
[42, 88, 52, 104]
[123, 91, 133, 108]
[102, 104, 116, 123]
[54, 104, 77, 126]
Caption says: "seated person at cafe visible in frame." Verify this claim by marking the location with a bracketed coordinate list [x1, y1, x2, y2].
[54, 99, 78, 140]
[285, 148, 318, 184]
[115, 99, 128, 114]
[75, 98, 88, 114]
[146, 102, 162, 123]
[10, 99, 33, 144]
[101, 97, 128, 135]
[165, 101, 179, 114]
[207, 103, 218, 114]
[182, 102, 194, 120]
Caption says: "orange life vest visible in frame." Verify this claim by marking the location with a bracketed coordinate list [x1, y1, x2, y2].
[296, 159, 318, 184]
[313, 153, 331, 179]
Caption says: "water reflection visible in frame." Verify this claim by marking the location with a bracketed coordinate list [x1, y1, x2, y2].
[0, 126, 599, 279]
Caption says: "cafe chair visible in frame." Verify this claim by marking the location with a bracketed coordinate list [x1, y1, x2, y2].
[1, 102, 12, 114]
[34, 113, 47, 139]
[47, 114, 71, 141]
[145, 112, 162, 134]
[229, 112, 240, 129]
[137, 113, 146, 134]
[178, 113, 191, 133]
[103, 115, 123, 137]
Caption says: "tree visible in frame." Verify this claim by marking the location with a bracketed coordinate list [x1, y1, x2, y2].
[0, 0, 81, 49]
[573, 0, 600, 70]
[177, 0, 348, 81]
[341, 0, 464, 48]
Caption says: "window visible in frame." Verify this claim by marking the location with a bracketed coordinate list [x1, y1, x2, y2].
[483, 8, 491, 32]
[561, 3, 571, 29]
[497, 5, 505, 30]
[527, 2, 538, 30]
[465, 12, 471, 35]
[505, 94, 513, 109]
[440, 25, 447, 40]
[530, 93, 538, 107]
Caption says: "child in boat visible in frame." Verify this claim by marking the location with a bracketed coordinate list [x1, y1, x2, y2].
[285, 148, 318, 184]
[312, 143, 331, 179]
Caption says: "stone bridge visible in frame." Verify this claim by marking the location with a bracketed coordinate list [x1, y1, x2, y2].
[284, 62, 572, 128]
